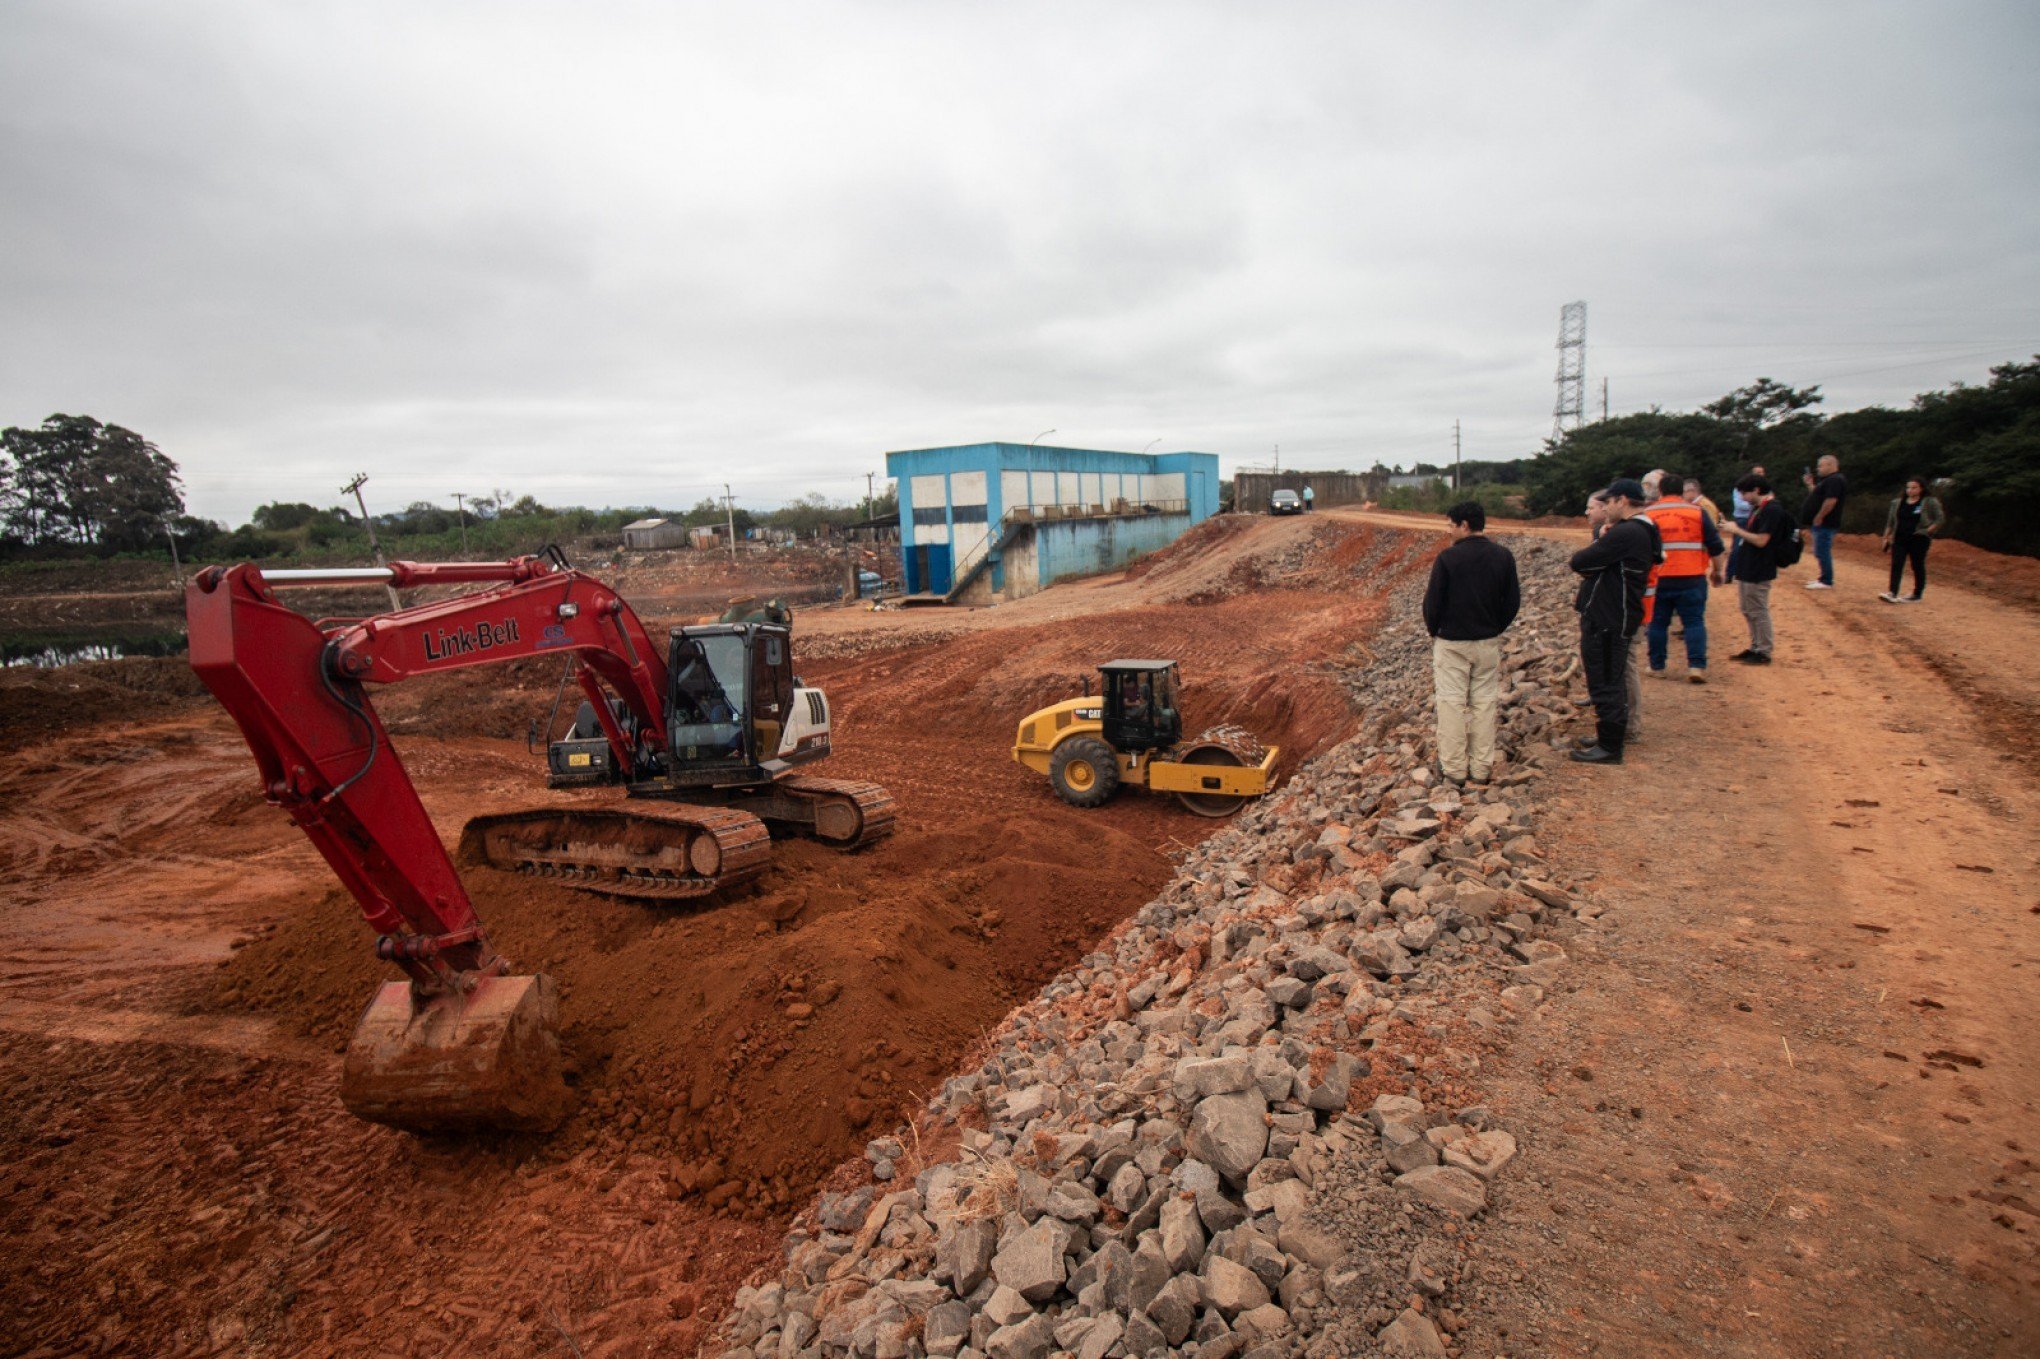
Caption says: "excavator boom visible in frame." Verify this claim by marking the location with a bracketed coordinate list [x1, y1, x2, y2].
[189, 552, 890, 1135]
[187, 554, 728, 1135]
[188, 556, 664, 1131]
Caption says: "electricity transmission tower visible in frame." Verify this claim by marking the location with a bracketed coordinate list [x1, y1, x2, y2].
[1552, 301, 1587, 438]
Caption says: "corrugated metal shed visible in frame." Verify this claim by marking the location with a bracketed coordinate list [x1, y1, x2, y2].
[622, 518, 686, 550]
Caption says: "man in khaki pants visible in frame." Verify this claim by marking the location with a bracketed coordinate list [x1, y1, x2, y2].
[1422, 502, 1521, 787]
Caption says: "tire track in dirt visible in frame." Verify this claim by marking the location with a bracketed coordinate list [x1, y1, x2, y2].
[0, 514, 1442, 1358]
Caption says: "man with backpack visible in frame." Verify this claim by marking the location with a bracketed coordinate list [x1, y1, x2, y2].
[1717, 472, 1797, 665]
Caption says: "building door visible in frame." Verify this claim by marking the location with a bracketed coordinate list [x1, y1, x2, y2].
[922, 544, 952, 594]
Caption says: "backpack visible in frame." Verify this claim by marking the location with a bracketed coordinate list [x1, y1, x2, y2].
[1771, 522, 1804, 568]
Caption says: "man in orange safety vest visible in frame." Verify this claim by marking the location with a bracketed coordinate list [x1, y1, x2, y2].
[1638, 473, 1725, 683]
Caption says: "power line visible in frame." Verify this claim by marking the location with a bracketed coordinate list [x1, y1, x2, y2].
[1597, 338, 2030, 350]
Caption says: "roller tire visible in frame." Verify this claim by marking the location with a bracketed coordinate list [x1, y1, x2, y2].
[1048, 736, 1121, 809]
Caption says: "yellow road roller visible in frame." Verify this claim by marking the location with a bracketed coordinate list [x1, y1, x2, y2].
[1013, 659, 1279, 816]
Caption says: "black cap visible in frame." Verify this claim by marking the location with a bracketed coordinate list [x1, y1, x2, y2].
[1604, 478, 1648, 505]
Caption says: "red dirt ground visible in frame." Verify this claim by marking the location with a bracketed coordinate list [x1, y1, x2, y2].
[0, 514, 1437, 1357]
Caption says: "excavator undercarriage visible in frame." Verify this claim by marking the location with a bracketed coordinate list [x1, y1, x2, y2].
[457, 776, 893, 902]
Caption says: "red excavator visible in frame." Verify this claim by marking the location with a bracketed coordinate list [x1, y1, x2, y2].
[187, 550, 891, 1135]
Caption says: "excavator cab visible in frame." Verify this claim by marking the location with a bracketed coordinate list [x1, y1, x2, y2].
[664, 622, 797, 775]
[546, 623, 804, 784]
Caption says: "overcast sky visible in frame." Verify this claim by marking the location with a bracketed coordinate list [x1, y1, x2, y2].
[3, 1, 2036, 525]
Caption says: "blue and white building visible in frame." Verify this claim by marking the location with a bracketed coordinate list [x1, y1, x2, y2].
[885, 442, 1221, 603]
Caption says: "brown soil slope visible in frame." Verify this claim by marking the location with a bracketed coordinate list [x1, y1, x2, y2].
[0, 513, 1434, 1358]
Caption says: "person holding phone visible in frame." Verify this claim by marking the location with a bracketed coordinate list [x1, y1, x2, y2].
[1719, 473, 1793, 663]
[1569, 480, 1662, 764]
[1798, 455, 1847, 588]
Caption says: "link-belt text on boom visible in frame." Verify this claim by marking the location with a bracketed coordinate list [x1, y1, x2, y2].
[422, 617, 521, 661]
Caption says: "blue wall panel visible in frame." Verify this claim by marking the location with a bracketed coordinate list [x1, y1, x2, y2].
[1030, 512, 1193, 589]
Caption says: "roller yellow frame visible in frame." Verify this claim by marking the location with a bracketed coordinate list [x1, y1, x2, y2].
[1145, 746, 1279, 796]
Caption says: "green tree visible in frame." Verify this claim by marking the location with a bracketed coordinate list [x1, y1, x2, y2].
[678, 496, 755, 532]
[1700, 377, 1824, 438]
[251, 502, 324, 532]
[0, 414, 184, 551]
[760, 492, 858, 536]
[1522, 412, 1740, 516]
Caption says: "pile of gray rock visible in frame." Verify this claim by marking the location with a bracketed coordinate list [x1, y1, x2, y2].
[718, 538, 1599, 1359]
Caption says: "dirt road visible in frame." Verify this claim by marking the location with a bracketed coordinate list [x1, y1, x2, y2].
[1448, 525, 2039, 1357]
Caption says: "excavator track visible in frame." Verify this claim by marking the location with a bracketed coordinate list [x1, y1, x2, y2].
[457, 803, 772, 902]
[769, 775, 898, 848]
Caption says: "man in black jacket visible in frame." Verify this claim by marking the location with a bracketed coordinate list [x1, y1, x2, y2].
[1423, 502, 1521, 786]
[1569, 479, 1662, 765]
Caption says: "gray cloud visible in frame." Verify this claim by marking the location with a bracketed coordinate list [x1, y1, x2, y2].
[3, 0, 2036, 524]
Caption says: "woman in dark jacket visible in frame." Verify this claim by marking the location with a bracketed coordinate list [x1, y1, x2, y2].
[1880, 478, 1945, 603]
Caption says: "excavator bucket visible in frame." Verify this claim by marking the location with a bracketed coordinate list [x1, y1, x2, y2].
[339, 973, 572, 1134]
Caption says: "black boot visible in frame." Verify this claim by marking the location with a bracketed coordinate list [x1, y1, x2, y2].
[1570, 744, 1623, 764]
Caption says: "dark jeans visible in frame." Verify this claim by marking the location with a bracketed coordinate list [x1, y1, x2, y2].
[1580, 623, 1630, 753]
[1889, 536, 1929, 597]
[1811, 525, 1837, 584]
[1646, 579, 1709, 670]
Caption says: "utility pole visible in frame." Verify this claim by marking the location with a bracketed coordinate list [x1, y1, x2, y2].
[451, 493, 470, 556]
[1273, 444, 1280, 474]
[1453, 421, 1462, 492]
[865, 471, 876, 521]
[1601, 377, 1610, 422]
[722, 483, 738, 564]
[342, 472, 402, 610]
[163, 515, 182, 586]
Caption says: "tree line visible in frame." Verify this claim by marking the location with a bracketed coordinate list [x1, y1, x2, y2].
[0, 415, 896, 563]
[1524, 359, 2040, 554]
[9, 358, 2037, 561]
[0, 415, 184, 553]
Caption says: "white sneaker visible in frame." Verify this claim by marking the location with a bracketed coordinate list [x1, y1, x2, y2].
[1804, 580, 1833, 590]
[1879, 592, 1899, 603]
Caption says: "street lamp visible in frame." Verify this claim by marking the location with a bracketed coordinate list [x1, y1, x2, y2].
[1142, 438, 1160, 454]
[1030, 428, 1055, 445]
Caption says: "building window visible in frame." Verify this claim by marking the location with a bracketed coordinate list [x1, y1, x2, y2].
[952, 503, 988, 523]
[912, 505, 948, 526]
